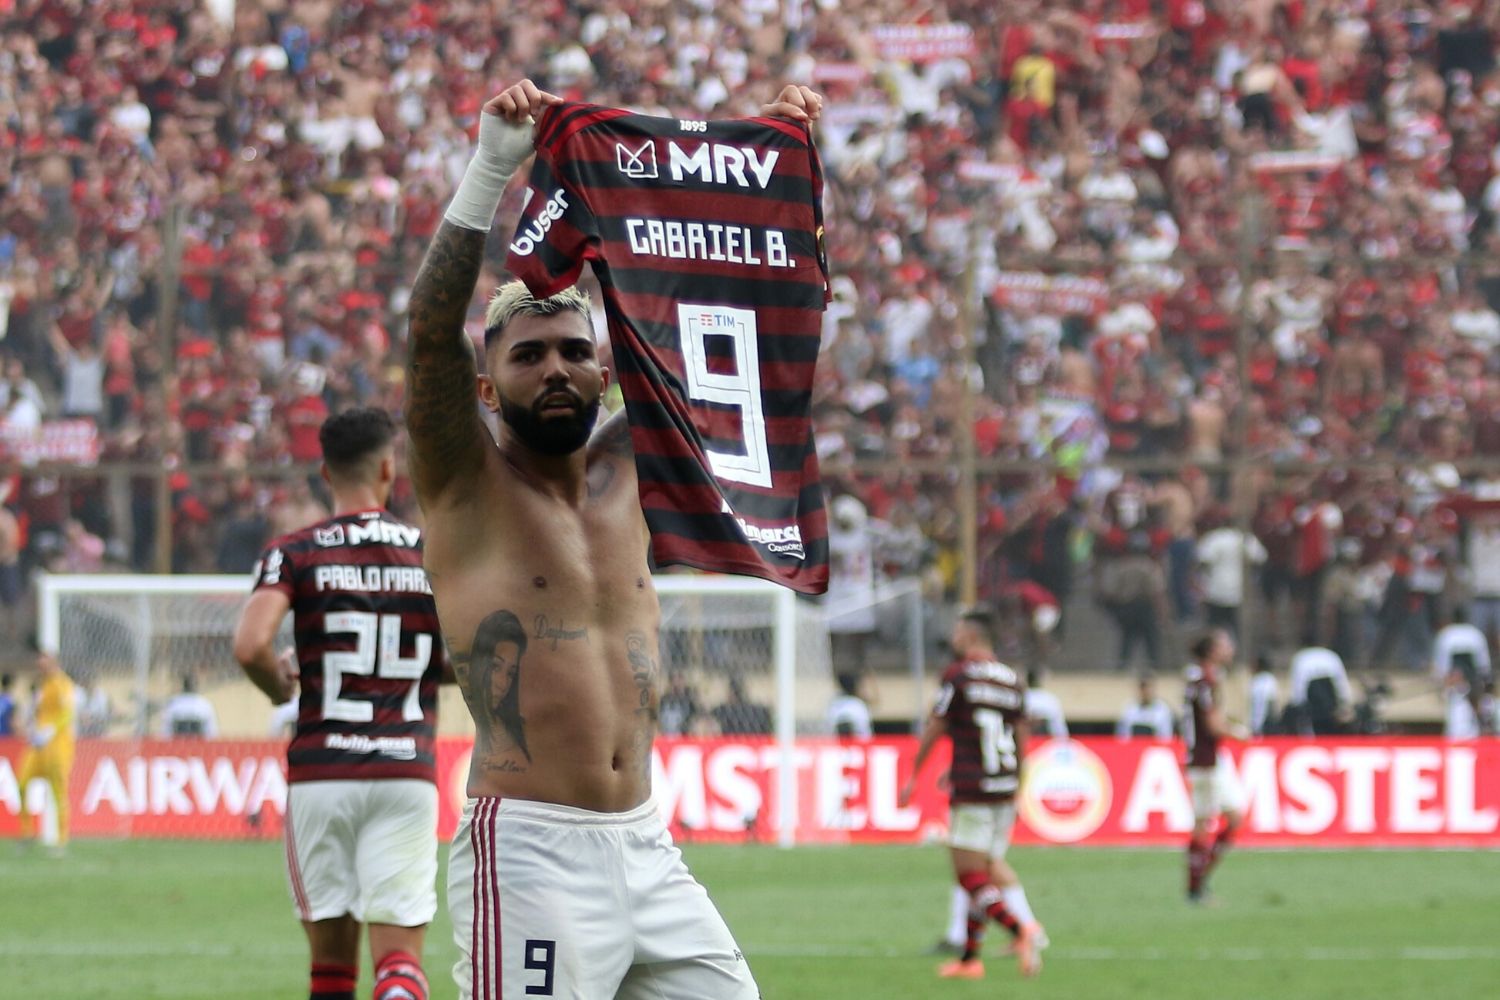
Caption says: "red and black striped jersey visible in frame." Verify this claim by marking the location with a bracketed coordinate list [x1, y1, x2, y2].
[505, 102, 830, 594]
[1183, 663, 1219, 768]
[933, 657, 1027, 803]
[250, 509, 446, 784]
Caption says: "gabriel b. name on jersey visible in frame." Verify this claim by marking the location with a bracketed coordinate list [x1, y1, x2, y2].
[624, 217, 796, 269]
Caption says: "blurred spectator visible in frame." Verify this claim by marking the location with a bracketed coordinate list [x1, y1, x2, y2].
[997, 579, 1061, 669]
[1443, 667, 1483, 740]
[658, 669, 705, 738]
[1431, 611, 1491, 686]
[74, 675, 111, 738]
[1024, 668, 1068, 740]
[268, 696, 299, 741]
[1321, 540, 1372, 668]
[711, 675, 771, 737]
[1196, 511, 1268, 639]
[1288, 646, 1353, 736]
[1249, 654, 1281, 737]
[826, 671, 874, 739]
[1463, 512, 1500, 655]
[1115, 674, 1175, 739]
[215, 492, 272, 574]
[55, 519, 105, 574]
[159, 674, 218, 739]
[826, 494, 877, 679]
[0, 504, 21, 642]
[0, 672, 14, 736]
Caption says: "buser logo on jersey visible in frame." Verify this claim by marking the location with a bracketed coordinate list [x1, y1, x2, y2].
[668, 141, 780, 189]
[509, 189, 570, 256]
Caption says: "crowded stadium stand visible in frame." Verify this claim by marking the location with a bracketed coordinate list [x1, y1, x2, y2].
[4, 0, 1500, 731]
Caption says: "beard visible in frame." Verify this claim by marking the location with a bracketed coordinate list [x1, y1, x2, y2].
[499, 392, 601, 455]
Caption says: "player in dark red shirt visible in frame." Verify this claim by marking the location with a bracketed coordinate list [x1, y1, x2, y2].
[901, 606, 1047, 980]
[1183, 628, 1246, 904]
[234, 408, 446, 1000]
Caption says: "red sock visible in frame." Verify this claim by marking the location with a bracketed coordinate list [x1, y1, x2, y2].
[1207, 825, 1235, 876]
[309, 962, 356, 1000]
[1187, 836, 1211, 895]
[958, 870, 1020, 945]
[374, 951, 429, 1000]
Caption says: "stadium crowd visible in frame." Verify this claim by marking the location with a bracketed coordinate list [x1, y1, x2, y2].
[4, 0, 1500, 673]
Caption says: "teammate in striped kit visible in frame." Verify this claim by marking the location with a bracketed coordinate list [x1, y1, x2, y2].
[234, 408, 445, 1000]
[901, 606, 1048, 980]
[405, 79, 821, 999]
[1183, 629, 1246, 904]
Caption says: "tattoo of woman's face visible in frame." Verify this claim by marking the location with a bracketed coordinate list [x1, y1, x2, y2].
[467, 610, 531, 761]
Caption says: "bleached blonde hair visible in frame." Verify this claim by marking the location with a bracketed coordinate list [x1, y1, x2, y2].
[484, 281, 593, 349]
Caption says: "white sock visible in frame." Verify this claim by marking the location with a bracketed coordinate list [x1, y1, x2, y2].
[945, 885, 969, 944]
[1002, 885, 1037, 927]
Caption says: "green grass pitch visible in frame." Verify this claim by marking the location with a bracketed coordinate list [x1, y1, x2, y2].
[3, 840, 1496, 999]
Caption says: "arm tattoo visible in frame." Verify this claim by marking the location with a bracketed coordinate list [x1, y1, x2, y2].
[586, 459, 616, 500]
[406, 221, 490, 491]
[455, 609, 533, 765]
[591, 407, 634, 458]
[587, 408, 633, 499]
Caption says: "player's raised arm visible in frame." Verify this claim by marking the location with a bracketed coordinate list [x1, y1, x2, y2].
[405, 80, 561, 506]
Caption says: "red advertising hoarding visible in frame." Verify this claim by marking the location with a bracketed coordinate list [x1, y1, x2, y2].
[3, 737, 1496, 847]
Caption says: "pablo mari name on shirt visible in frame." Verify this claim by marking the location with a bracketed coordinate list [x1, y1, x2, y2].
[313, 564, 434, 595]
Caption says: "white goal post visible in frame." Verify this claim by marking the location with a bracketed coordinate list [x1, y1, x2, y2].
[40, 572, 890, 847]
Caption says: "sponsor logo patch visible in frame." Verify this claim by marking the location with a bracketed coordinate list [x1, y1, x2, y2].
[615, 140, 658, 179]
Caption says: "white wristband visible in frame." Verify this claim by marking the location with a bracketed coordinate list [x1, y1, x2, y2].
[443, 112, 537, 232]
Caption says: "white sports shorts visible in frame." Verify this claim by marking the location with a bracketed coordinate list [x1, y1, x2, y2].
[1187, 760, 1246, 821]
[949, 800, 1018, 857]
[284, 779, 438, 926]
[447, 797, 758, 1000]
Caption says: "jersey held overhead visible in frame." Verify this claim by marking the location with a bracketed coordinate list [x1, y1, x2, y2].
[505, 102, 830, 594]
[934, 656, 1027, 803]
[251, 510, 445, 783]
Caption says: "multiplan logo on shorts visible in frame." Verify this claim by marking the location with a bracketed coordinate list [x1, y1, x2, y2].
[615, 140, 657, 179]
[1017, 740, 1113, 843]
[509, 188, 569, 256]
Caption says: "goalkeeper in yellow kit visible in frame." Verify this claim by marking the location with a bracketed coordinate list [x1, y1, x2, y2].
[17, 647, 75, 850]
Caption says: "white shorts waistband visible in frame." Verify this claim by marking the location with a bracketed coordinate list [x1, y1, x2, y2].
[461, 795, 660, 829]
